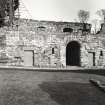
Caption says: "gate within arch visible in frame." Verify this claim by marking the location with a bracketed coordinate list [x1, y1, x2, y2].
[66, 41, 81, 66]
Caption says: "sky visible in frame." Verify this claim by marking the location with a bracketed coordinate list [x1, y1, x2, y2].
[20, 0, 105, 23]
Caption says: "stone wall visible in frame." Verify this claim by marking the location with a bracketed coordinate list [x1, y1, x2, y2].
[0, 19, 105, 68]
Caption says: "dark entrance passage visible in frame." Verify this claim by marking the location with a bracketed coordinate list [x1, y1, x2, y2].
[66, 41, 81, 66]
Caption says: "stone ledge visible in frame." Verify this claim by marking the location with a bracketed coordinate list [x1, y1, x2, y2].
[89, 79, 105, 93]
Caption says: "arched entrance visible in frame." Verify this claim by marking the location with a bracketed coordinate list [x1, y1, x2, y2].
[66, 41, 81, 66]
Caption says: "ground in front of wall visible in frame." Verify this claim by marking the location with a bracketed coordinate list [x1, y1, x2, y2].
[0, 69, 105, 105]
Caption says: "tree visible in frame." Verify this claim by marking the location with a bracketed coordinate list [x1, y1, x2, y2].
[78, 10, 90, 23]
[0, 0, 19, 26]
[78, 10, 90, 34]
[91, 19, 99, 34]
[96, 9, 105, 23]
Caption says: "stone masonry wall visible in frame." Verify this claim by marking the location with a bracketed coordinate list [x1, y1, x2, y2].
[0, 18, 105, 68]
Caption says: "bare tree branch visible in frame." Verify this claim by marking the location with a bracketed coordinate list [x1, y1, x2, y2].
[96, 9, 105, 23]
[78, 10, 90, 23]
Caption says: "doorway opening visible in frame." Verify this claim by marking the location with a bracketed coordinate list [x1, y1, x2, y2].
[88, 52, 95, 66]
[66, 41, 81, 66]
[24, 50, 34, 66]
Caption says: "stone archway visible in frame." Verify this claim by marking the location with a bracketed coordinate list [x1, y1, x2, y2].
[66, 41, 81, 66]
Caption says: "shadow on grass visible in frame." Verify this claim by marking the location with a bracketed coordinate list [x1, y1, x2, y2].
[0, 82, 105, 105]
[68, 69, 105, 76]
[39, 82, 105, 105]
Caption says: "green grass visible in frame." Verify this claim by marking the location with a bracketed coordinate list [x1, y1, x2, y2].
[0, 70, 104, 105]
[0, 85, 56, 105]
[40, 82, 105, 105]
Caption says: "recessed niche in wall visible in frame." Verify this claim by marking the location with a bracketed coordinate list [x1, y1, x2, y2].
[37, 26, 46, 31]
[100, 51, 103, 56]
[63, 28, 73, 33]
[52, 48, 55, 54]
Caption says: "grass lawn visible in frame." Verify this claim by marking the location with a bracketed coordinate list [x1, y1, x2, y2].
[0, 69, 104, 105]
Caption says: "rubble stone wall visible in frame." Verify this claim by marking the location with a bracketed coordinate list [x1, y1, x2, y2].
[0, 19, 105, 68]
